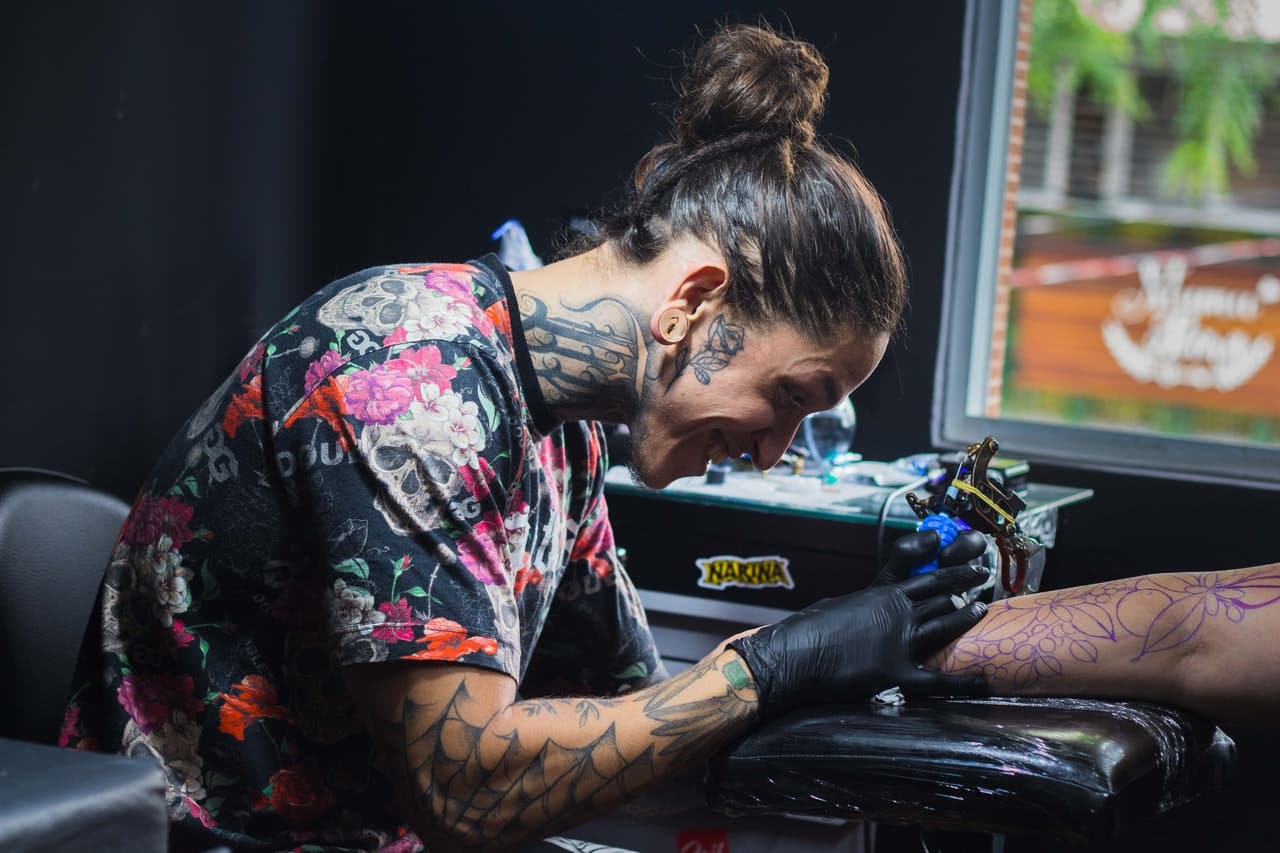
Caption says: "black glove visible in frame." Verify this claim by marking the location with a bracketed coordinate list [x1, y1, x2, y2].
[728, 564, 990, 723]
[873, 528, 990, 587]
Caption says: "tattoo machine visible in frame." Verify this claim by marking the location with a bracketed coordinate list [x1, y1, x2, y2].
[905, 435, 1045, 601]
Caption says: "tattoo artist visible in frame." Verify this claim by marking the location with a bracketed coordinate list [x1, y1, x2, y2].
[64, 24, 991, 852]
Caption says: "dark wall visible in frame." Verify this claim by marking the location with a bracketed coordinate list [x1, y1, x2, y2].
[1, 0, 966, 503]
[2, 1, 1273, 849]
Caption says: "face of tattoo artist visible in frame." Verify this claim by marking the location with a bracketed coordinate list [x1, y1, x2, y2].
[629, 316, 889, 490]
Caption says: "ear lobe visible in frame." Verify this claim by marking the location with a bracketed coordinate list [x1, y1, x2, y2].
[650, 255, 729, 344]
[651, 306, 690, 345]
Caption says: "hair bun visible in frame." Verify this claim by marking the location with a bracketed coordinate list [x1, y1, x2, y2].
[673, 24, 829, 147]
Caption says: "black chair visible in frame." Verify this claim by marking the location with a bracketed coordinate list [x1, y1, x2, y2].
[708, 697, 1236, 847]
[0, 467, 130, 743]
[0, 468, 170, 852]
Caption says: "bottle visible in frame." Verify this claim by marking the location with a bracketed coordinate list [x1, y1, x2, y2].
[791, 397, 856, 476]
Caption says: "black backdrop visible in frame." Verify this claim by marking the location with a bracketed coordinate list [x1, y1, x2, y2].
[1, 2, 1273, 849]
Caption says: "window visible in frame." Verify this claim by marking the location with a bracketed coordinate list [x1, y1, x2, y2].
[937, 0, 1280, 489]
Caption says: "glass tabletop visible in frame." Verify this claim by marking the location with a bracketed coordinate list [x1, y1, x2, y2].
[604, 465, 1093, 530]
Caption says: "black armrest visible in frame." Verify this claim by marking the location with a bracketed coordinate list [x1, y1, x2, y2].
[0, 738, 168, 852]
[707, 697, 1235, 844]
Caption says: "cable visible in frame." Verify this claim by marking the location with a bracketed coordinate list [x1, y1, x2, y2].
[873, 475, 929, 568]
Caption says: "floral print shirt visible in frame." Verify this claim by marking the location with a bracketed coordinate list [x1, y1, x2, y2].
[61, 255, 663, 852]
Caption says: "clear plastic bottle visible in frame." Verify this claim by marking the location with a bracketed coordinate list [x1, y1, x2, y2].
[792, 397, 857, 475]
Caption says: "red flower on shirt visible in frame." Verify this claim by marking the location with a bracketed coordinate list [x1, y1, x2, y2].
[403, 618, 498, 661]
[514, 563, 543, 595]
[123, 494, 195, 549]
[218, 674, 290, 741]
[284, 377, 354, 450]
[571, 518, 616, 579]
[266, 766, 334, 823]
[222, 375, 264, 439]
[372, 599, 416, 641]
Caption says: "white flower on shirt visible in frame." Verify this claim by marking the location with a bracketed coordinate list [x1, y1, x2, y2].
[419, 384, 462, 422]
[136, 535, 194, 626]
[504, 500, 530, 560]
[327, 579, 386, 633]
[402, 293, 472, 341]
[446, 400, 485, 468]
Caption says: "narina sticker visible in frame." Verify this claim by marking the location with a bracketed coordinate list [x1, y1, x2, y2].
[695, 555, 794, 591]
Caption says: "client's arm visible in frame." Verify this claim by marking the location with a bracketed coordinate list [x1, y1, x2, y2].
[929, 562, 1280, 726]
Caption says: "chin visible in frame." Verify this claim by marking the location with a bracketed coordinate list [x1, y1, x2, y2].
[627, 445, 693, 491]
[627, 460, 674, 490]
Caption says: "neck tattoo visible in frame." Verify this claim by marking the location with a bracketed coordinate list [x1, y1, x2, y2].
[519, 292, 646, 422]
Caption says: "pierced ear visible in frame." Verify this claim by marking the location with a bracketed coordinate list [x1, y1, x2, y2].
[650, 255, 728, 344]
[677, 264, 729, 316]
[651, 306, 690, 345]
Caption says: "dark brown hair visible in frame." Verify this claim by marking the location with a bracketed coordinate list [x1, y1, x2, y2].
[589, 24, 907, 342]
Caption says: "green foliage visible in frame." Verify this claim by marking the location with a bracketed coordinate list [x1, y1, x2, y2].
[1028, 0, 1147, 120]
[1163, 29, 1276, 197]
[1030, 0, 1280, 200]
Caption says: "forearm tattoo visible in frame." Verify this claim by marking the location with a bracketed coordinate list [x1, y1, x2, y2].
[519, 293, 645, 422]
[935, 567, 1280, 689]
[667, 314, 746, 393]
[382, 655, 755, 848]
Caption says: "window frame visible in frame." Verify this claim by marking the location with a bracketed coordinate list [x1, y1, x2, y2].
[933, 0, 1280, 491]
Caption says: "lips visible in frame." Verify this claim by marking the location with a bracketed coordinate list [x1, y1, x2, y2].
[705, 431, 733, 465]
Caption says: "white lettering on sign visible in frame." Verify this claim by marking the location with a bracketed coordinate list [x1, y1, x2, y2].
[1102, 256, 1278, 391]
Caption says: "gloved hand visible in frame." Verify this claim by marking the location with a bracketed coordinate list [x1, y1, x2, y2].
[873, 528, 990, 587]
[728, 563, 990, 722]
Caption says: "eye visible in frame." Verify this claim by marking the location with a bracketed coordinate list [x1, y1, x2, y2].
[781, 384, 806, 410]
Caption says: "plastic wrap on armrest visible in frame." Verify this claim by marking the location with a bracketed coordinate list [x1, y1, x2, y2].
[706, 697, 1235, 843]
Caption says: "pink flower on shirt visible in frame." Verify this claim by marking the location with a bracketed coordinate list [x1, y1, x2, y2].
[238, 342, 266, 382]
[342, 364, 414, 424]
[456, 514, 507, 586]
[459, 455, 495, 503]
[185, 797, 216, 828]
[424, 269, 475, 302]
[117, 672, 204, 734]
[58, 704, 82, 747]
[387, 345, 458, 399]
[303, 349, 350, 396]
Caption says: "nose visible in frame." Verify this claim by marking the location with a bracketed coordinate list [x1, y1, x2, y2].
[749, 419, 804, 471]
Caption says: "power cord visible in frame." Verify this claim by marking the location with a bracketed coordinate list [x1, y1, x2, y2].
[873, 475, 929, 568]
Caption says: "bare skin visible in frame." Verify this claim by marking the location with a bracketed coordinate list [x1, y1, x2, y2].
[930, 562, 1280, 727]
[343, 239, 890, 850]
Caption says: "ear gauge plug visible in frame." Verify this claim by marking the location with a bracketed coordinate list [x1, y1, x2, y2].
[657, 308, 689, 344]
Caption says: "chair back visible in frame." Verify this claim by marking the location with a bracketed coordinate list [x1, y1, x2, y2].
[0, 468, 129, 743]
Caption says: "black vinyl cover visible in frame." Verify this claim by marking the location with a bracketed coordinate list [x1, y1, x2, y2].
[707, 697, 1236, 843]
[0, 737, 168, 852]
